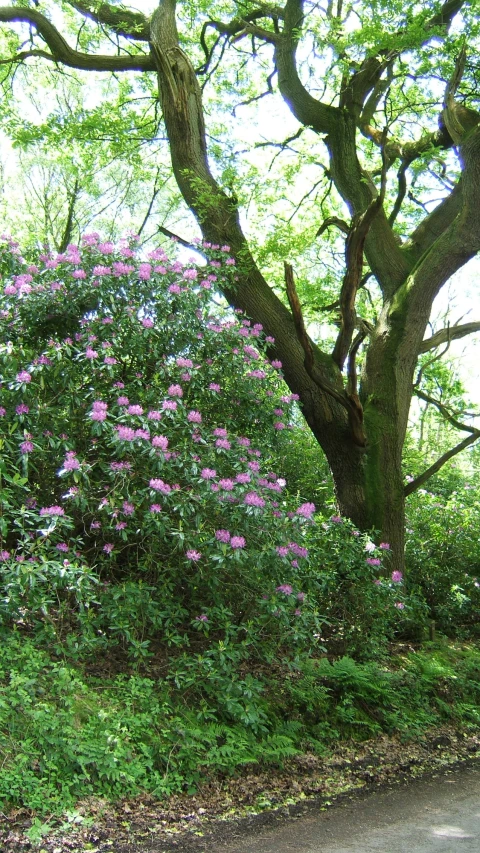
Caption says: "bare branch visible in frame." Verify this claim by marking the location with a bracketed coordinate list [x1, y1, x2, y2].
[0, 7, 154, 72]
[156, 225, 199, 252]
[405, 432, 480, 496]
[420, 321, 480, 352]
[316, 216, 349, 238]
[233, 69, 275, 114]
[414, 388, 478, 434]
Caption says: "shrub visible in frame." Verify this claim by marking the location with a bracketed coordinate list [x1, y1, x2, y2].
[406, 482, 480, 636]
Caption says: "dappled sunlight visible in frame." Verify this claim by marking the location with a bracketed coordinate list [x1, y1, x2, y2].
[431, 824, 474, 838]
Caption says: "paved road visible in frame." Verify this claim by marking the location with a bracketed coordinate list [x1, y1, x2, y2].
[215, 765, 480, 853]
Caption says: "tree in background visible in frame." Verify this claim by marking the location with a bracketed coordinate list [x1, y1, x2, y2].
[0, 0, 480, 568]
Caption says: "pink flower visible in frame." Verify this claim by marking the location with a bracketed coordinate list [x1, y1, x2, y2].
[104, 356, 117, 365]
[379, 542, 391, 550]
[187, 410, 202, 423]
[183, 268, 198, 280]
[110, 461, 132, 471]
[123, 501, 134, 515]
[331, 515, 342, 523]
[135, 429, 150, 440]
[72, 269, 86, 279]
[98, 241, 115, 254]
[39, 506, 65, 516]
[244, 492, 265, 508]
[201, 468, 216, 480]
[112, 262, 134, 276]
[276, 546, 290, 557]
[103, 543, 114, 553]
[117, 396, 129, 406]
[116, 426, 136, 441]
[116, 522, 127, 530]
[186, 549, 202, 561]
[148, 410, 162, 420]
[85, 347, 98, 359]
[150, 503, 162, 513]
[271, 360, 282, 369]
[63, 451, 80, 470]
[213, 428, 228, 437]
[219, 478, 235, 491]
[152, 435, 168, 450]
[0, 550, 10, 560]
[215, 529, 231, 543]
[168, 384, 183, 397]
[91, 409, 107, 421]
[16, 370, 31, 383]
[274, 422, 285, 431]
[209, 383, 221, 392]
[56, 543, 69, 552]
[163, 400, 177, 411]
[366, 557, 381, 566]
[391, 570, 403, 582]
[0, 407, 5, 417]
[276, 584, 293, 595]
[176, 357, 193, 368]
[289, 542, 308, 558]
[195, 613, 208, 622]
[215, 438, 231, 449]
[394, 602, 405, 609]
[230, 536, 246, 549]
[297, 592, 305, 602]
[296, 502, 316, 518]
[138, 264, 152, 281]
[20, 440, 34, 454]
[150, 478, 171, 494]
[127, 404, 143, 415]
[235, 472, 251, 484]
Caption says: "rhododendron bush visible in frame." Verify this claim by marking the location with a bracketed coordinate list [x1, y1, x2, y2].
[0, 235, 403, 662]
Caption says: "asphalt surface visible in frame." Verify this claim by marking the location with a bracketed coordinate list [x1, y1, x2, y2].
[214, 765, 480, 853]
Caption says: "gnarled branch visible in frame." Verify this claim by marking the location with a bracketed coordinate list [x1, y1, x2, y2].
[284, 261, 366, 446]
[67, 1, 150, 41]
[0, 6, 154, 71]
[332, 131, 388, 370]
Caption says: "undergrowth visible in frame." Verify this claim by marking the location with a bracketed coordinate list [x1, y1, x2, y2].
[1, 633, 479, 814]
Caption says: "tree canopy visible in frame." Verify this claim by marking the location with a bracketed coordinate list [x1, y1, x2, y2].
[0, 0, 480, 568]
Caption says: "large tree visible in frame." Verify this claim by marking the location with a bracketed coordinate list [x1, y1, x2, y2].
[1, 0, 480, 568]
